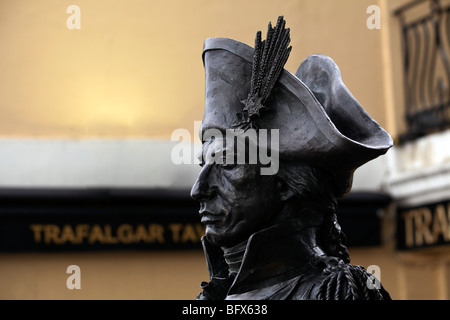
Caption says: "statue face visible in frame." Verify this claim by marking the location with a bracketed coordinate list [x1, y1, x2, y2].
[190, 138, 281, 247]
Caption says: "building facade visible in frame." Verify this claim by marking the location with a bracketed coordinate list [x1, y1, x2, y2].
[1, 0, 450, 300]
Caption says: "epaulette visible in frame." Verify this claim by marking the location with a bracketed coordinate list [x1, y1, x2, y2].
[316, 259, 390, 300]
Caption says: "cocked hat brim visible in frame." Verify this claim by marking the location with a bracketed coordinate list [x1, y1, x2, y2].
[201, 37, 393, 197]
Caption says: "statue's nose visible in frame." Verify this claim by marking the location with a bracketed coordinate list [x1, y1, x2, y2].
[190, 164, 212, 201]
[191, 164, 216, 202]
[190, 178, 203, 201]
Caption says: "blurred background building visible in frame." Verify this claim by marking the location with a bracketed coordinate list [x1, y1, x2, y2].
[1, 0, 450, 300]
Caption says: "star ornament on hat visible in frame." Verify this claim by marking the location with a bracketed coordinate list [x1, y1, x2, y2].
[200, 16, 393, 198]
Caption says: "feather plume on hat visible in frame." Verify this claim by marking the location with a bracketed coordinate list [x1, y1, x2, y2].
[235, 16, 292, 131]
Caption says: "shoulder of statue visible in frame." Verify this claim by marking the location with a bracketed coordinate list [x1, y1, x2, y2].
[314, 259, 391, 300]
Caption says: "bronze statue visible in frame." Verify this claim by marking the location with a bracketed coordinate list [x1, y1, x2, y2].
[191, 16, 393, 300]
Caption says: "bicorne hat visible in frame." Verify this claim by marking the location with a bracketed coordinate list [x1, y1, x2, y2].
[200, 16, 393, 197]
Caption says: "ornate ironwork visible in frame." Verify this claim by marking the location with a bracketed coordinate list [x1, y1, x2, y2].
[395, 0, 450, 143]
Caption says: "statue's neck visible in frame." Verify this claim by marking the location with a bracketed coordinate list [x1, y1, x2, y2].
[220, 217, 326, 275]
[221, 240, 247, 274]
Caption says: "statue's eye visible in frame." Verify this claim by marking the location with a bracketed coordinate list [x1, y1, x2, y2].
[221, 163, 237, 170]
[220, 156, 236, 169]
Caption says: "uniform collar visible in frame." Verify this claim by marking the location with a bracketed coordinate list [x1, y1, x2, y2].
[201, 218, 325, 296]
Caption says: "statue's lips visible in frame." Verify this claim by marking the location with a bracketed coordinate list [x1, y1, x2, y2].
[199, 211, 224, 224]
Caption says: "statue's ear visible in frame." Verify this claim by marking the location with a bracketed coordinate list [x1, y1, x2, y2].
[276, 178, 295, 202]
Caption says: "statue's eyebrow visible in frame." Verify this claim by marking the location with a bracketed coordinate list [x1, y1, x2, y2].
[196, 143, 207, 164]
[196, 142, 216, 164]
[197, 141, 230, 165]
[196, 150, 203, 163]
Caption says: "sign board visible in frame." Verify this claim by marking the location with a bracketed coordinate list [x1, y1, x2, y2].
[0, 189, 390, 251]
[0, 189, 205, 251]
[397, 199, 450, 250]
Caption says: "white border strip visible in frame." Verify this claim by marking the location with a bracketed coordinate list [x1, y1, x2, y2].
[0, 139, 200, 189]
[0, 138, 387, 192]
[384, 129, 450, 206]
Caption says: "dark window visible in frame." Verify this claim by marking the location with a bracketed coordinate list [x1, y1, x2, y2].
[394, 0, 450, 143]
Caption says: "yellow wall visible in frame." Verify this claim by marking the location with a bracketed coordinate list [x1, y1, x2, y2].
[0, 251, 208, 299]
[0, 0, 388, 138]
[3, 240, 450, 300]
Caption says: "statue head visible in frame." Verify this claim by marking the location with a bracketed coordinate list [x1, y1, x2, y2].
[191, 16, 393, 250]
